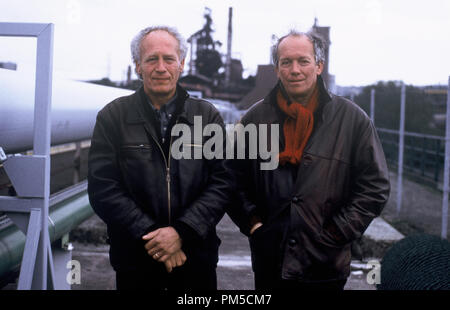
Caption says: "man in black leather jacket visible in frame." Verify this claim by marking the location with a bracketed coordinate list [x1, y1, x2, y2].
[88, 26, 230, 290]
[228, 30, 390, 290]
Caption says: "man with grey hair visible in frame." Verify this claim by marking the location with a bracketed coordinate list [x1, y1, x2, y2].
[228, 29, 390, 290]
[88, 26, 231, 290]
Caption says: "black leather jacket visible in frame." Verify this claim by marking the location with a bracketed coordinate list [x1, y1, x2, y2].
[229, 77, 390, 281]
[88, 85, 230, 271]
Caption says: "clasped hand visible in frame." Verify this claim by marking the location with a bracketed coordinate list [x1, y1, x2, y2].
[142, 226, 187, 273]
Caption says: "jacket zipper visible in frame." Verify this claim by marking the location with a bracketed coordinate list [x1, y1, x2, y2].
[148, 120, 178, 225]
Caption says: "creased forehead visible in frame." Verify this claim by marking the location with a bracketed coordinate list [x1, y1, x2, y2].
[140, 30, 181, 56]
[278, 35, 315, 58]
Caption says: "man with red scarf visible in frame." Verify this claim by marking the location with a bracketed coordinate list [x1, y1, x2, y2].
[229, 30, 390, 290]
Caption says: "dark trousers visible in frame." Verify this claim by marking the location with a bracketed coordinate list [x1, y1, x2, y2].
[116, 261, 217, 291]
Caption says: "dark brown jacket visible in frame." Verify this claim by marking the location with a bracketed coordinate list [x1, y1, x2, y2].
[228, 77, 390, 282]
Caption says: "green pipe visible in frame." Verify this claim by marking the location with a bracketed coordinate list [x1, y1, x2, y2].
[0, 225, 24, 281]
[0, 191, 94, 280]
[48, 192, 93, 241]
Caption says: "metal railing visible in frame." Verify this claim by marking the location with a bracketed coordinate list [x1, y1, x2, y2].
[377, 127, 445, 184]
[369, 79, 450, 239]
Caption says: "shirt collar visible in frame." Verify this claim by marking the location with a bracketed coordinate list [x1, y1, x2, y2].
[147, 91, 178, 115]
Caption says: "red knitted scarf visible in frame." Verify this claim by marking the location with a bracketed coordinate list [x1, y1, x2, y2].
[277, 86, 319, 165]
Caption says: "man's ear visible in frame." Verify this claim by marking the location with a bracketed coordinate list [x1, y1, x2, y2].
[317, 61, 324, 75]
[179, 58, 185, 72]
[274, 65, 280, 80]
[135, 62, 141, 76]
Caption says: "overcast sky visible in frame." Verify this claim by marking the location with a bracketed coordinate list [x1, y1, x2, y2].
[1, 0, 449, 86]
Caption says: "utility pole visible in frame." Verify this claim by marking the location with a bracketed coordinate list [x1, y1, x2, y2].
[225, 7, 233, 88]
[397, 83, 406, 215]
[441, 76, 450, 239]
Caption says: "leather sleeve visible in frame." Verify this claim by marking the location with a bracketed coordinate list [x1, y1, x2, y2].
[321, 118, 391, 247]
[87, 107, 157, 241]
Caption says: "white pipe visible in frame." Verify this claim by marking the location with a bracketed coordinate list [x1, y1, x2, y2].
[0, 69, 133, 154]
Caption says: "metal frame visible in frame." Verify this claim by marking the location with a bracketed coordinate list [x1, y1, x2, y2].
[0, 22, 54, 289]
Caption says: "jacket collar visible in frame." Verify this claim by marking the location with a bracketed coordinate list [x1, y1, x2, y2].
[126, 84, 190, 125]
[175, 86, 195, 125]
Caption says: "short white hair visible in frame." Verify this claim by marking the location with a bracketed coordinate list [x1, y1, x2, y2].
[271, 29, 326, 67]
[130, 25, 188, 65]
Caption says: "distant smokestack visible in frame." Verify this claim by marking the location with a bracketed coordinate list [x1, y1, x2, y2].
[127, 65, 131, 84]
[225, 7, 232, 87]
[188, 36, 194, 75]
[106, 53, 111, 80]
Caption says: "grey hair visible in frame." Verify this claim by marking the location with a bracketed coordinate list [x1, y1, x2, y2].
[130, 25, 188, 65]
[271, 29, 326, 67]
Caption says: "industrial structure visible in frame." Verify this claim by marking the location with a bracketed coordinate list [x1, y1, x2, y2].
[179, 7, 254, 102]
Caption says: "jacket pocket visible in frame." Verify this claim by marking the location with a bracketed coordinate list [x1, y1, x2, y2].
[248, 217, 287, 274]
[249, 225, 275, 273]
[118, 144, 159, 205]
[120, 144, 153, 160]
